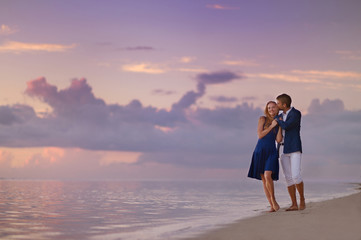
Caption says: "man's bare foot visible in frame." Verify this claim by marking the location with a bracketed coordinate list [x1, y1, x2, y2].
[286, 205, 298, 211]
[299, 199, 306, 210]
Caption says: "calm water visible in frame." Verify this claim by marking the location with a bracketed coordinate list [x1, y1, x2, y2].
[0, 179, 357, 240]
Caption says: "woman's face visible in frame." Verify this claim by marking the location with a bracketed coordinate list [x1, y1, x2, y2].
[267, 102, 279, 117]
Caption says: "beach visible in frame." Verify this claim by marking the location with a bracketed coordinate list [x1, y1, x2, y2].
[184, 191, 361, 240]
[0, 180, 359, 240]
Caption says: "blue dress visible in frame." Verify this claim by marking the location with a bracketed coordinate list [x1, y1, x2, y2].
[248, 123, 279, 181]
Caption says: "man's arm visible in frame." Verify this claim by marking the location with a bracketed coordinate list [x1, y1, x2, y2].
[275, 110, 300, 131]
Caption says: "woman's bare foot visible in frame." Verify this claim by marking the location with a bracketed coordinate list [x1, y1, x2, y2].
[272, 200, 280, 212]
[268, 207, 276, 212]
[286, 205, 298, 211]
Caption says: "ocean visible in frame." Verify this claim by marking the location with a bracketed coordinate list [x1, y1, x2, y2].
[0, 179, 358, 240]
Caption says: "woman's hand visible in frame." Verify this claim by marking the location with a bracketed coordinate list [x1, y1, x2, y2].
[271, 119, 278, 128]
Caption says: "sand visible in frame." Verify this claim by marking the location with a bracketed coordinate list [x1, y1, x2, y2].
[184, 191, 361, 240]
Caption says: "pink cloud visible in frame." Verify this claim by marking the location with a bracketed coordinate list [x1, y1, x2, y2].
[25, 77, 105, 111]
[0, 41, 75, 53]
[0, 24, 18, 35]
[25, 77, 58, 102]
[206, 4, 240, 10]
[0, 74, 360, 180]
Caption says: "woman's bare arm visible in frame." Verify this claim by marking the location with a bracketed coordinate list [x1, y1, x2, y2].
[257, 117, 278, 139]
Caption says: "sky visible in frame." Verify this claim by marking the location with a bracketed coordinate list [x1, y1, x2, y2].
[0, 0, 360, 181]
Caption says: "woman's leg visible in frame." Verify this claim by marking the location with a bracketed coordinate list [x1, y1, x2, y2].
[261, 174, 274, 212]
[264, 171, 280, 211]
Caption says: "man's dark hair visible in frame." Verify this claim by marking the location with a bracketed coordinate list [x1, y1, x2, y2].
[276, 93, 292, 108]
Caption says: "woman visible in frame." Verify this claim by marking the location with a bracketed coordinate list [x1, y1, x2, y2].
[248, 101, 283, 212]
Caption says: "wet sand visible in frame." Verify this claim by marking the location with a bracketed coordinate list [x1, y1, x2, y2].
[184, 191, 361, 240]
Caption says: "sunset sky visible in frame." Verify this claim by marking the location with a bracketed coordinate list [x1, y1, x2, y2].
[0, 0, 360, 181]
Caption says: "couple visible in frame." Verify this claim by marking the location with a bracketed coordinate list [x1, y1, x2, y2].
[248, 93, 305, 212]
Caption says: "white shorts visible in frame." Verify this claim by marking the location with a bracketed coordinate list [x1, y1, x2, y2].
[279, 147, 303, 186]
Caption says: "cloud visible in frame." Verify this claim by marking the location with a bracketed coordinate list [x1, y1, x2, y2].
[171, 70, 243, 111]
[0, 106, 20, 125]
[25, 77, 105, 115]
[307, 98, 344, 115]
[0, 76, 360, 180]
[222, 60, 259, 67]
[0, 147, 140, 178]
[171, 82, 205, 111]
[196, 70, 244, 85]
[335, 50, 361, 61]
[302, 101, 361, 168]
[3, 74, 252, 154]
[152, 89, 176, 95]
[206, 4, 240, 10]
[251, 73, 320, 83]
[125, 46, 155, 51]
[194, 103, 258, 130]
[0, 41, 76, 53]
[0, 147, 243, 180]
[0, 24, 18, 35]
[241, 96, 257, 102]
[0, 104, 36, 125]
[209, 95, 238, 103]
[177, 68, 208, 73]
[251, 69, 361, 88]
[122, 63, 166, 74]
[180, 56, 196, 63]
[170, 71, 240, 111]
[292, 70, 361, 79]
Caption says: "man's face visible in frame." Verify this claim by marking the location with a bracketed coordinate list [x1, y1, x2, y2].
[276, 100, 284, 110]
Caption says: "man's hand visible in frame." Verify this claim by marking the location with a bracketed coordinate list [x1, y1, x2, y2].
[275, 116, 283, 121]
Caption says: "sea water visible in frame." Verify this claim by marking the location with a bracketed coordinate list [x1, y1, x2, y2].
[0, 179, 358, 240]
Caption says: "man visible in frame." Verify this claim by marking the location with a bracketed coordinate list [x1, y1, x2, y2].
[274, 93, 305, 211]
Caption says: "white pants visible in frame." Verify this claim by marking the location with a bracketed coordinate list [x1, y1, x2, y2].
[280, 149, 303, 186]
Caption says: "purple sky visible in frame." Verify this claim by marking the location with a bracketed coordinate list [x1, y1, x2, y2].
[0, 0, 360, 181]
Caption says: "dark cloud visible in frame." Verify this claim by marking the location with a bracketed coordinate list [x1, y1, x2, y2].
[303, 101, 361, 162]
[171, 82, 206, 111]
[0, 105, 36, 125]
[241, 96, 257, 102]
[125, 46, 155, 51]
[196, 70, 244, 85]
[307, 98, 344, 115]
[0, 77, 360, 179]
[209, 95, 238, 103]
[171, 70, 242, 111]
[0, 106, 18, 125]
[152, 89, 176, 95]
[194, 103, 258, 129]
[0, 76, 259, 168]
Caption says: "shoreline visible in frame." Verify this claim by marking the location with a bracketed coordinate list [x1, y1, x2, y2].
[182, 190, 361, 240]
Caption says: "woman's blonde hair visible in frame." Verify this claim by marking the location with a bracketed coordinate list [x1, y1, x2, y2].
[263, 101, 277, 128]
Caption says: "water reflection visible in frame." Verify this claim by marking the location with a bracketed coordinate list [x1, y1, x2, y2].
[0, 180, 356, 240]
[0, 180, 210, 240]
